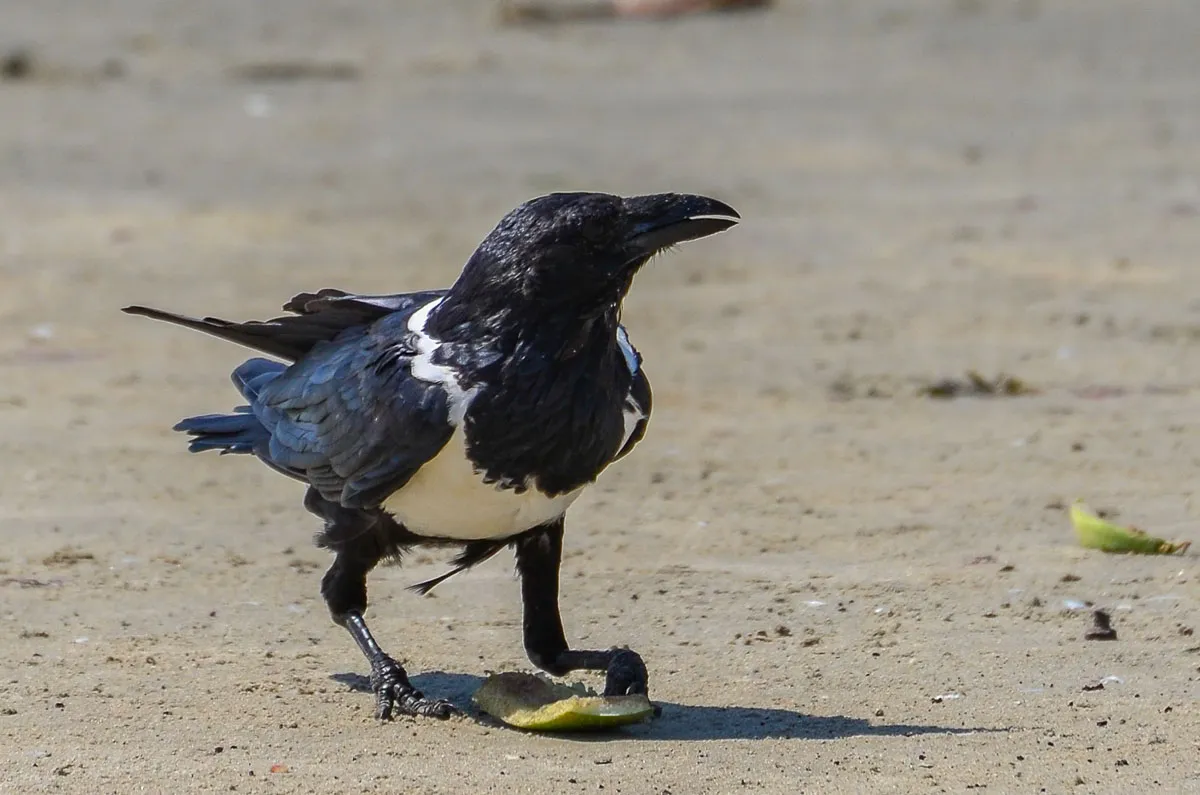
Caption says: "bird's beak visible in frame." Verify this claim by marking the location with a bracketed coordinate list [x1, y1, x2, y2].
[623, 193, 740, 261]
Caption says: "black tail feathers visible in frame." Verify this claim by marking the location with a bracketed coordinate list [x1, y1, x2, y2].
[174, 358, 286, 454]
[174, 409, 264, 454]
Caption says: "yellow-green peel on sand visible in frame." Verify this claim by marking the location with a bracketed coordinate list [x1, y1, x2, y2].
[1070, 502, 1191, 555]
[473, 672, 654, 731]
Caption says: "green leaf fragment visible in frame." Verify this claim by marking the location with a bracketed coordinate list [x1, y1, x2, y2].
[1070, 503, 1191, 555]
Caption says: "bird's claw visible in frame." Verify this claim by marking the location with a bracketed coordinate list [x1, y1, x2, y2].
[369, 656, 457, 721]
[377, 690, 457, 722]
[602, 648, 649, 697]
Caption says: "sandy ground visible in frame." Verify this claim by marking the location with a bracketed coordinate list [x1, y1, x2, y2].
[2, 1, 1199, 792]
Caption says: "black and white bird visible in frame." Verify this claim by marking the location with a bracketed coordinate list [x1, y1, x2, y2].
[124, 191, 739, 720]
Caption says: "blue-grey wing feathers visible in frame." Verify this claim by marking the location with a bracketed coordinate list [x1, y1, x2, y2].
[172, 305, 454, 510]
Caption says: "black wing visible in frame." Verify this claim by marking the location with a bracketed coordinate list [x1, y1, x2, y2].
[123, 288, 447, 362]
[248, 309, 454, 508]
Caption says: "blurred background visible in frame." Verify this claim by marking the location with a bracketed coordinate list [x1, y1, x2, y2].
[3, 1, 1199, 791]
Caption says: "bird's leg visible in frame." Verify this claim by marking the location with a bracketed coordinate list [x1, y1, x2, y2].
[513, 520, 649, 697]
[309, 490, 455, 720]
[339, 609, 454, 720]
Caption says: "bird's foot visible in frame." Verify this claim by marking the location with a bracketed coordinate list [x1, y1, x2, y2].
[602, 647, 649, 697]
[369, 655, 457, 721]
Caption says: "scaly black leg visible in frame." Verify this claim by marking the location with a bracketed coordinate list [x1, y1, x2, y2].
[513, 519, 649, 696]
[308, 489, 455, 720]
[340, 611, 455, 720]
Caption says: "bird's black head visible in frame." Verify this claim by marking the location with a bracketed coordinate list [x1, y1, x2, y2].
[432, 192, 739, 337]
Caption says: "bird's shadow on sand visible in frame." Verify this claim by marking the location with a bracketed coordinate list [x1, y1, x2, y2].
[331, 671, 1003, 742]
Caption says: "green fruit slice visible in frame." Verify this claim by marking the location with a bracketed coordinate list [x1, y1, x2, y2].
[473, 672, 654, 732]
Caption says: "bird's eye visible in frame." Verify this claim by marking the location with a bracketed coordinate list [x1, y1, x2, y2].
[575, 219, 602, 244]
[576, 211, 615, 246]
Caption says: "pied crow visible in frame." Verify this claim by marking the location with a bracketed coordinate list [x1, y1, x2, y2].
[124, 191, 739, 720]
